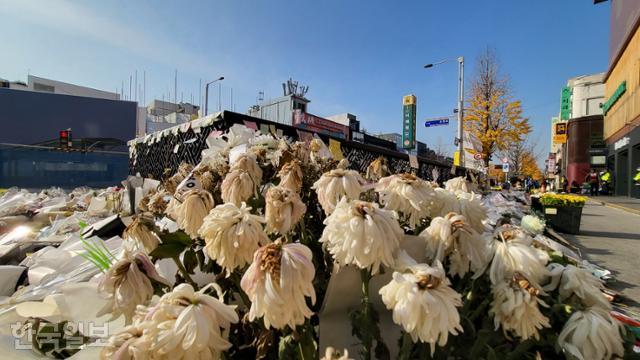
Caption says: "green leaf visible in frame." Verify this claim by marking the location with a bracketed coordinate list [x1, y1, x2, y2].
[183, 249, 198, 275]
[149, 242, 188, 259]
[158, 230, 193, 246]
[278, 334, 297, 360]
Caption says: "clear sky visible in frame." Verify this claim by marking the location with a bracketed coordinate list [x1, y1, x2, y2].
[0, 0, 610, 162]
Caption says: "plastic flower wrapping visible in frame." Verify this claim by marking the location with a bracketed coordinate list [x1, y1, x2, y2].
[0, 123, 635, 359]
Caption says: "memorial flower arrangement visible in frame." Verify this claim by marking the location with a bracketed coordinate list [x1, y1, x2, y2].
[7, 123, 634, 360]
[539, 193, 587, 207]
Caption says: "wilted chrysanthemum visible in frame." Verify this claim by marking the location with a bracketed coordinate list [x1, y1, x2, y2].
[320, 199, 403, 274]
[123, 215, 160, 253]
[380, 254, 462, 355]
[321, 347, 353, 360]
[278, 160, 303, 193]
[365, 156, 388, 181]
[430, 188, 461, 218]
[420, 213, 490, 278]
[198, 202, 270, 276]
[164, 163, 194, 194]
[174, 189, 215, 239]
[150, 283, 239, 358]
[147, 190, 170, 215]
[230, 153, 263, 186]
[489, 226, 548, 285]
[97, 251, 170, 324]
[312, 168, 364, 215]
[490, 272, 550, 340]
[376, 173, 436, 229]
[546, 264, 610, 310]
[309, 138, 332, 163]
[558, 307, 624, 360]
[444, 176, 476, 193]
[264, 186, 306, 235]
[456, 191, 487, 233]
[99, 323, 153, 360]
[221, 169, 259, 205]
[240, 241, 316, 329]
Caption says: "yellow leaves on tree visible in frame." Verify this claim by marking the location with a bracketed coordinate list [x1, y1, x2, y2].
[521, 151, 542, 180]
[464, 49, 531, 167]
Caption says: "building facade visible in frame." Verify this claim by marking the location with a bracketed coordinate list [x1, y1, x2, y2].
[600, 0, 640, 197]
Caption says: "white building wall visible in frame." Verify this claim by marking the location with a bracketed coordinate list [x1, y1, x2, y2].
[567, 73, 605, 118]
[27, 75, 120, 101]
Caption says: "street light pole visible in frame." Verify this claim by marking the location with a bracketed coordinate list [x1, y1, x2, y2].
[424, 56, 465, 167]
[204, 76, 224, 116]
[457, 57, 465, 168]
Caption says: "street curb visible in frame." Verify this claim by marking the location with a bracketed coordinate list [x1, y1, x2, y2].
[588, 198, 640, 216]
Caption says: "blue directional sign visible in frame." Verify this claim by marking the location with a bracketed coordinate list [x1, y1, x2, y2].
[424, 118, 450, 127]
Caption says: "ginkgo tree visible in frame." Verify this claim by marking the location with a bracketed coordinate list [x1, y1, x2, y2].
[464, 49, 531, 168]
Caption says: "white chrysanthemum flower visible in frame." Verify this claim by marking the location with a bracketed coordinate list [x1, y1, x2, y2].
[123, 215, 160, 253]
[375, 173, 436, 229]
[320, 199, 403, 274]
[321, 346, 353, 360]
[546, 264, 610, 310]
[558, 307, 624, 360]
[97, 252, 170, 324]
[430, 188, 460, 218]
[240, 241, 316, 329]
[380, 256, 462, 355]
[148, 189, 170, 215]
[99, 323, 153, 360]
[456, 191, 487, 233]
[199, 146, 229, 175]
[444, 176, 476, 193]
[520, 215, 546, 235]
[221, 169, 259, 205]
[489, 227, 549, 285]
[150, 283, 239, 359]
[490, 272, 550, 340]
[420, 213, 490, 278]
[204, 124, 255, 157]
[230, 153, 263, 186]
[198, 202, 270, 276]
[174, 189, 215, 239]
[278, 160, 303, 193]
[312, 168, 364, 215]
[265, 186, 306, 234]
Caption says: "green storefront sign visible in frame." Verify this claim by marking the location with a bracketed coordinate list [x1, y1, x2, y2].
[402, 95, 416, 149]
[602, 81, 626, 115]
[560, 86, 572, 121]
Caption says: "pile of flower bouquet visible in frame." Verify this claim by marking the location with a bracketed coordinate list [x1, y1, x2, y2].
[2, 124, 635, 359]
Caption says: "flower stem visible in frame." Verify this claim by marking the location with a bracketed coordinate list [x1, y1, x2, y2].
[399, 331, 413, 360]
[172, 255, 197, 289]
[361, 269, 372, 360]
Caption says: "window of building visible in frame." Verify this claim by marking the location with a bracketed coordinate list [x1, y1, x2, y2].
[33, 83, 55, 93]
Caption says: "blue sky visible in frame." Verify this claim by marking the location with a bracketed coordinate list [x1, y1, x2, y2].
[0, 0, 610, 162]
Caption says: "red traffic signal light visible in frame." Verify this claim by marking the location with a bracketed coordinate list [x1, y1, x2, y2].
[59, 129, 72, 148]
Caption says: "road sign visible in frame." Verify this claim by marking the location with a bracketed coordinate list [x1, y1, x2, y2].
[502, 163, 510, 173]
[424, 118, 449, 127]
[473, 153, 483, 160]
[502, 157, 508, 164]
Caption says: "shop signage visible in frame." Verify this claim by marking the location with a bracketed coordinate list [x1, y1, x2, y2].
[402, 95, 417, 149]
[560, 86, 572, 120]
[553, 122, 567, 144]
[614, 136, 630, 151]
[602, 81, 626, 115]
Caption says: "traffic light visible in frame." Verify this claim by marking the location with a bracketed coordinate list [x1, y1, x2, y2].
[59, 129, 72, 149]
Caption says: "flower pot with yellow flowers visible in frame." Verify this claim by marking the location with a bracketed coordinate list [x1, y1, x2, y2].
[539, 193, 587, 234]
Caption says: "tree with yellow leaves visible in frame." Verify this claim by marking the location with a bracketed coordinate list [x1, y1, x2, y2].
[464, 49, 531, 168]
[520, 151, 542, 179]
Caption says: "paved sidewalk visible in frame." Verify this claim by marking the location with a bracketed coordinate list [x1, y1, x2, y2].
[561, 201, 640, 310]
[588, 195, 640, 215]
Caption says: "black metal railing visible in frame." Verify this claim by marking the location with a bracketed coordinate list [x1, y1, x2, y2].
[128, 111, 465, 183]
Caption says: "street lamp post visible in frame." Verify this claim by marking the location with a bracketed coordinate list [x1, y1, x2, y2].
[424, 57, 465, 167]
[204, 76, 224, 116]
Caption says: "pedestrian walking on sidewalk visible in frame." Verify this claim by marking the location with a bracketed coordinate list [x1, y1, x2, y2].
[586, 169, 600, 196]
